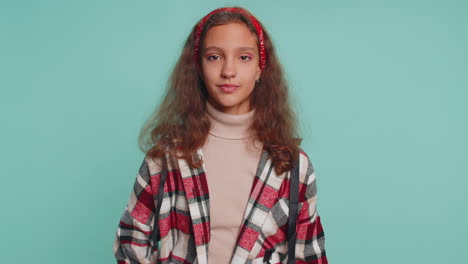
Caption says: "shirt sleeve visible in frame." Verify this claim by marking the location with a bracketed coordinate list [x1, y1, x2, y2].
[113, 158, 159, 264]
[294, 154, 328, 264]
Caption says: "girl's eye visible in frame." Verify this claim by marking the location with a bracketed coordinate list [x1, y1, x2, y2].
[207, 55, 221, 61]
[206, 55, 252, 61]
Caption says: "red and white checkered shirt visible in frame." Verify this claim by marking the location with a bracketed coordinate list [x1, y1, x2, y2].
[113, 147, 328, 264]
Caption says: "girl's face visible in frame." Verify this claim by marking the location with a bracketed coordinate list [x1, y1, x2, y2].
[201, 22, 262, 115]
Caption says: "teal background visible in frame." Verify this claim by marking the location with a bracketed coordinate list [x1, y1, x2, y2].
[1, 0, 466, 263]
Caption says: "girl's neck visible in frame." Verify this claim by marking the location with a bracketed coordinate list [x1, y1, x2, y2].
[205, 101, 255, 140]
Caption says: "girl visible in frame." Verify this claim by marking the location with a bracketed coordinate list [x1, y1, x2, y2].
[113, 6, 328, 264]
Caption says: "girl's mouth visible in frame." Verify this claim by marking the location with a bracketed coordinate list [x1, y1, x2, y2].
[217, 84, 239, 93]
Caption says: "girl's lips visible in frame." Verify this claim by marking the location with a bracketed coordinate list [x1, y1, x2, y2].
[217, 84, 239, 93]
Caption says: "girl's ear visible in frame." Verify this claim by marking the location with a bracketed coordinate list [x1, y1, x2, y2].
[255, 66, 262, 81]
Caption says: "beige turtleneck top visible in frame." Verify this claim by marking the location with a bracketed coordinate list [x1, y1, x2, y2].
[202, 101, 264, 263]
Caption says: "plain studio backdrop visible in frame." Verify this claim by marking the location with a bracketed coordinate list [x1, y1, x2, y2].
[1, 0, 467, 263]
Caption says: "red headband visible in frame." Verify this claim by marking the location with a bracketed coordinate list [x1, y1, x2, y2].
[193, 7, 266, 70]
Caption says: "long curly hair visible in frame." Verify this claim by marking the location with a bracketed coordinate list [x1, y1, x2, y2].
[139, 7, 302, 175]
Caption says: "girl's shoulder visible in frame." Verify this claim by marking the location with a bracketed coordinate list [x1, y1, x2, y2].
[294, 148, 320, 204]
[142, 142, 182, 174]
[298, 147, 315, 174]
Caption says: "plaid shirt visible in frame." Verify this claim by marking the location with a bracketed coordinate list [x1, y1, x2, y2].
[113, 147, 328, 264]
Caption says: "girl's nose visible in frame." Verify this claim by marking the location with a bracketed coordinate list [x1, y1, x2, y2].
[221, 59, 236, 79]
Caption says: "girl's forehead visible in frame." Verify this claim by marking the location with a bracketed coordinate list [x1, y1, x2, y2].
[204, 46, 256, 52]
[202, 23, 258, 52]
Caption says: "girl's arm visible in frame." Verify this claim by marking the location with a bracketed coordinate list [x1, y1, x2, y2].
[295, 155, 328, 264]
[113, 158, 159, 264]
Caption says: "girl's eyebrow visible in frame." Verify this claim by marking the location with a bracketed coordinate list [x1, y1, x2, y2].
[203, 46, 256, 52]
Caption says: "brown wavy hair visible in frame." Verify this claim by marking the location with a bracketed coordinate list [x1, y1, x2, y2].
[138, 6, 302, 175]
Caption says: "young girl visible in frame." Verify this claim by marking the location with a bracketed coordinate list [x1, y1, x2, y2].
[113, 6, 328, 264]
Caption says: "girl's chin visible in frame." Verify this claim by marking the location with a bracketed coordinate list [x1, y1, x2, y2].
[209, 99, 252, 114]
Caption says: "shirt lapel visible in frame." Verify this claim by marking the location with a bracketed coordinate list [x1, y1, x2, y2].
[177, 146, 285, 264]
[177, 148, 210, 264]
[231, 147, 287, 263]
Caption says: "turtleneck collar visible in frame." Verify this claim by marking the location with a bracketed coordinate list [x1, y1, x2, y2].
[205, 101, 255, 140]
